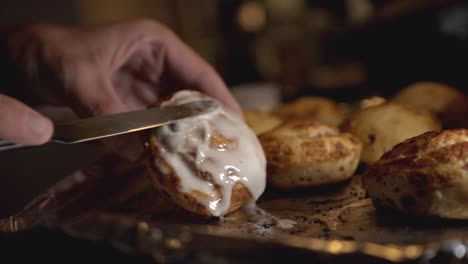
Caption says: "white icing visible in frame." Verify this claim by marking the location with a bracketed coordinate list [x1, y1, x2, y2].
[151, 90, 267, 216]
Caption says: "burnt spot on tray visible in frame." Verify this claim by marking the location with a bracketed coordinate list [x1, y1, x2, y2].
[400, 195, 416, 209]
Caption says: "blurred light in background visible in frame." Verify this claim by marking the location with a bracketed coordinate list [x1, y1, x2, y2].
[237, 1, 267, 33]
[265, 0, 305, 21]
[78, 0, 174, 25]
[0, 0, 467, 102]
[439, 5, 468, 40]
[346, 0, 374, 24]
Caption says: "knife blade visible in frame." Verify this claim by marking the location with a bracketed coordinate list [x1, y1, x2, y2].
[0, 100, 218, 151]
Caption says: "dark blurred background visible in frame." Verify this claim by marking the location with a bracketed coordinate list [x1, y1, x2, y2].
[2, 0, 468, 103]
[1, 0, 468, 217]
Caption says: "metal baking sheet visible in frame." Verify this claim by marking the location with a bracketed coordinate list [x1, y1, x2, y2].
[3, 153, 468, 263]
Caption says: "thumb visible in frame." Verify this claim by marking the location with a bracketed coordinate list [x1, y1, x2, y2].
[0, 93, 53, 145]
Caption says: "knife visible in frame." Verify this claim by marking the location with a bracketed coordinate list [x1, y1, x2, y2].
[0, 100, 218, 151]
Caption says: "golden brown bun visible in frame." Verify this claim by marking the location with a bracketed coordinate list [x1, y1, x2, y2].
[244, 110, 283, 135]
[273, 96, 346, 127]
[358, 96, 386, 109]
[363, 129, 468, 219]
[145, 130, 251, 217]
[342, 102, 441, 164]
[259, 120, 362, 189]
[392, 82, 466, 128]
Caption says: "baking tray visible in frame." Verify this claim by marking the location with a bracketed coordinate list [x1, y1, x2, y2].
[2, 152, 468, 263]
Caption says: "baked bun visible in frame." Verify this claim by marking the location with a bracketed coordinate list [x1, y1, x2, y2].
[342, 102, 441, 164]
[259, 120, 362, 189]
[244, 110, 283, 135]
[358, 96, 386, 109]
[392, 81, 466, 128]
[363, 129, 468, 219]
[145, 90, 266, 217]
[273, 96, 346, 127]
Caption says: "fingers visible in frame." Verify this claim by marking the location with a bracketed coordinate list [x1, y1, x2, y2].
[65, 64, 129, 117]
[163, 33, 243, 115]
[190, 67, 243, 115]
[114, 19, 243, 115]
[35, 105, 79, 123]
[0, 93, 53, 145]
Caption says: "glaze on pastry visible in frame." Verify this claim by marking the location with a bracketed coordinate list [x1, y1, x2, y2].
[146, 90, 266, 217]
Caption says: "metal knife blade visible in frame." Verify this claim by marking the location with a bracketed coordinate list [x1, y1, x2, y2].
[0, 100, 218, 150]
[53, 100, 218, 143]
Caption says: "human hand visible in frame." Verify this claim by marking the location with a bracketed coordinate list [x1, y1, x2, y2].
[0, 93, 53, 145]
[3, 18, 241, 145]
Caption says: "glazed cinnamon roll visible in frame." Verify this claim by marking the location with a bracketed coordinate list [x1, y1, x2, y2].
[145, 90, 266, 217]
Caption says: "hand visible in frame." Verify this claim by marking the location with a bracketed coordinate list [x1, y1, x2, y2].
[3, 18, 242, 145]
[0, 93, 53, 145]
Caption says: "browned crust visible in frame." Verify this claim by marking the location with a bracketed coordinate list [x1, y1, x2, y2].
[363, 129, 468, 219]
[144, 128, 252, 217]
[273, 96, 346, 127]
[381, 129, 468, 160]
[366, 130, 468, 187]
[260, 120, 362, 189]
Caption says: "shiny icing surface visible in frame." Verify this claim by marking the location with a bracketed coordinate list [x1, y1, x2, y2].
[151, 90, 267, 216]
